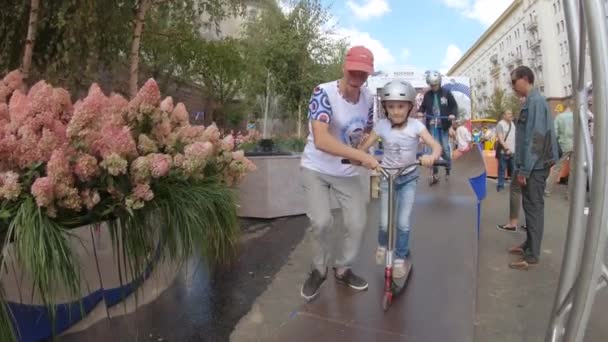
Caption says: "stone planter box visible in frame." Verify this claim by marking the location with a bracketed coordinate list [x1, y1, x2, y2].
[1, 221, 180, 340]
[236, 154, 370, 218]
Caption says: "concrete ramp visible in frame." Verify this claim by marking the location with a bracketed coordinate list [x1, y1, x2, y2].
[269, 148, 485, 342]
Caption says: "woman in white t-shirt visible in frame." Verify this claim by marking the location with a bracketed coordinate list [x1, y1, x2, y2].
[359, 81, 441, 278]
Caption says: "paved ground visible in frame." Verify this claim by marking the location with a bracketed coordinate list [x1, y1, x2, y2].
[231, 151, 484, 342]
[58, 151, 608, 342]
[58, 217, 308, 342]
[476, 178, 608, 342]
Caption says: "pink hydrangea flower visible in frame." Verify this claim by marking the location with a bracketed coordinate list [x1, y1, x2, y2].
[160, 96, 174, 113]
[102, 93, 128, 128]
[47, 149, 73, 185]
[152, 118, 172, 146]
[184, 141, 213, 160]
[100, 153, 128, 176]
[58, 186, 81, 211]
[74, 154, 99, 182]
[3, 70, 23, 91]
[0, 84, 10, 103]
[130, 156, 151, 183]
[133, 183, 154, 201]
[129, 78, 161, 110]
[8, 90, 29, 128]
[0, 103, 9, 122]
[31, 176, 54, 207]
[0, 171, 21, 200]
[220, 135, 234, 152]
[202, 124, 221, 142]
[52, 88, 73, 122]
[92, 126, 137, 159]
[27, 80, 56, 115]
[67, 84, 107, 138]
[137, 134, 158, 154]
[170, 103, 189, 127]
[173, 154, 185, 168]
[148, 153, 171, 178]
[80, 189, 101, 210]
[177, 126, 205, 145]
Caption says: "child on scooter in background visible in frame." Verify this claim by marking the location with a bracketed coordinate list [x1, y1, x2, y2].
[359, 81, 442, 278]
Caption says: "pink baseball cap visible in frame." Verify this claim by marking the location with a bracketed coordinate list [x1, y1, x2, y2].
[344, 46, 374, 74]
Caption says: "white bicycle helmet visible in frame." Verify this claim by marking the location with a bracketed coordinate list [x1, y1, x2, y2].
[425, 70, 442, 86]
[380, 80, 417, 103]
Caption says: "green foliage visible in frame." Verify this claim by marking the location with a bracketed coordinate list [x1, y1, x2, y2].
[191, 38, 245, 105]
[505, 93, 523, 117]
[276, 136, 306, 153]
[0, 0, 246, 92]
[0, 289, 16, 342]
[487, 87, 506, 120]
[242, 0, 346, 123]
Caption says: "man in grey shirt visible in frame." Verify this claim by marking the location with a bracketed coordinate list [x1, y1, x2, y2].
[508, 66, 558, 270]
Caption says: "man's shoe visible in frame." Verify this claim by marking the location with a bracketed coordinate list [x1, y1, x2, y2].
[508, 246, 524, 255]
[334, 268, 368, 291]
[497, 224, 517, 232]
[509, 259, 537, 270]
[301, 268, 326, 301]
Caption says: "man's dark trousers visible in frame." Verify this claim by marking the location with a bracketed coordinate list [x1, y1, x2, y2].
[520, 168, 550, 262]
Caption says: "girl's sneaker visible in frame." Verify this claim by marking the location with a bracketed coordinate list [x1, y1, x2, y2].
[375, 246, 386, 265]
[393, 259, 411, 278]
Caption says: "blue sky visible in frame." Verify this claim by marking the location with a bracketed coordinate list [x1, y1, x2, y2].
[313, 0, 513, 74]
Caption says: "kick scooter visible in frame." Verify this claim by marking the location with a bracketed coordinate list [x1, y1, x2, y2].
[342, 159, 449, 311]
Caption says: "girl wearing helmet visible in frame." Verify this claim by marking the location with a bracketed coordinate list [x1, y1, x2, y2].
[359, 80, 442, 277]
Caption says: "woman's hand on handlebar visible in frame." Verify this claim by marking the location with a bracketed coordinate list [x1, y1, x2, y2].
[359, 153, 380, 170]
[418, 154, 436, 168]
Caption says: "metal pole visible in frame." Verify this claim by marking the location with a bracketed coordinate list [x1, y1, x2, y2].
[545, 1, 589, 339]
[563, 0, 608, 340]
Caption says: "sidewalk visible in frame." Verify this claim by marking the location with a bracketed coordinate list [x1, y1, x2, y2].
[231, 152, 482, 342]
[476, 180, 608, 342]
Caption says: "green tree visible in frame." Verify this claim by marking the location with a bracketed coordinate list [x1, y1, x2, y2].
[505, 92, 523, 117]
[487, 87, 507, 120]
[241, 0, 346, 137]
[129, 0, 246, 97]
[190, 38, 246, 124]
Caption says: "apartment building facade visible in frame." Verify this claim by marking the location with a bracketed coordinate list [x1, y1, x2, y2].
[448, 0, 595, 117]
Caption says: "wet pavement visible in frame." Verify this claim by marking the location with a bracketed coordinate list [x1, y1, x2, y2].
[58, 216, 309, 342]
[232, 150, 486, 342]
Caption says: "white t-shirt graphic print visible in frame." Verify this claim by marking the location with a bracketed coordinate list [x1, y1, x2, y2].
[374, 118, 425, 169]
[301, 81, 374, 177]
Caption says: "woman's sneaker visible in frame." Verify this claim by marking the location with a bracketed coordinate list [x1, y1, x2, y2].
[375, 246, 386, 265]
[334, 268, 368, 291]
[393, 259, 411, 278]
[301, 268, 326, 301]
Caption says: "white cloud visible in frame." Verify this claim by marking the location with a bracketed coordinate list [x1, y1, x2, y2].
[401, 48, 411, 61]
[346, 0, 390, 20]
[440, 44, 463, 74]
[334, 27, 396, 67]
[277, 0, 294, 15]
[443, 0, 512, 26]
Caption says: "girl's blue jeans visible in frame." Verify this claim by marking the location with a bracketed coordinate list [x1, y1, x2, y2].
[378, 173, 418, 259]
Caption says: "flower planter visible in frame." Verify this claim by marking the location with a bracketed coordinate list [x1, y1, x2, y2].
[236, 154, 370, 218]
[1, 221, 179, 341]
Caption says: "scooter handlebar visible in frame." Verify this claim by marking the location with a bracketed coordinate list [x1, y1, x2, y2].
[341, 159, 450, 176]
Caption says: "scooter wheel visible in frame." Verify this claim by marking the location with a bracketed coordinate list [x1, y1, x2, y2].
[382, 292, 392, 311]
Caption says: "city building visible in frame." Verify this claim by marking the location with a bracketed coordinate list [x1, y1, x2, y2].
[198, 2, 263, 40]
[448, 0, 595, 117]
